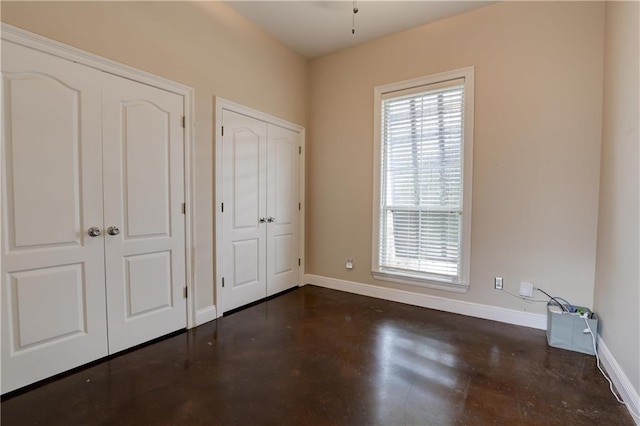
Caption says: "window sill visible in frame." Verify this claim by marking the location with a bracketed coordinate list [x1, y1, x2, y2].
[372, 270, 469, 294]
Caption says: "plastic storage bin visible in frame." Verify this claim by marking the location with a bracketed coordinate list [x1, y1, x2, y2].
[546, 305, 598, 355]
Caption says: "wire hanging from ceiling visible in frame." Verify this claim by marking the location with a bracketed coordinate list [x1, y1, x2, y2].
[352, 1, 359, 35]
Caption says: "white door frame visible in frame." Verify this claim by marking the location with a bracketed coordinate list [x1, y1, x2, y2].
[1, 24, 198, 329]
[214, 97, 306, 317]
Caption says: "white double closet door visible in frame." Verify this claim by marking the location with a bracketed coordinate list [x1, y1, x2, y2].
[220, 110, 300, 313]
[1, 40, 187, 393]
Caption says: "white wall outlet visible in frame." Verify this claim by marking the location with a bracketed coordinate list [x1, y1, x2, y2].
[494, 277, 503, 290]
[346, 258, 354, 269]
[519, 282, 534, 297]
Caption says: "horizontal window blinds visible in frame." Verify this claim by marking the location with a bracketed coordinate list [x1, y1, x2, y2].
[379, 80, 465, 281]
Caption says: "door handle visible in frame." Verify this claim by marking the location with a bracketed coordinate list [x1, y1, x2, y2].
[259, 217, 266, 223]
[88, 227, 102, 237]
[267, 217, 275, 223]
[107, 226, 120, 236]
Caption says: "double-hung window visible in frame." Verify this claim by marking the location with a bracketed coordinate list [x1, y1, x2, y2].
[372, 67, 474, 292]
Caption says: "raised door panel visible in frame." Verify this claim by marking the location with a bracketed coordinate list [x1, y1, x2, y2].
[9, 264, 86, 349]
[122, 101, 171, 239]
[266, 124, 299, 296]
[1, 40, 108, 394]
[101, 73, 186, 354]
[124, 251, 173, 317]
[233, 132, 261, 229]
[7, 75, 81, 249]
[221, 110, 267, 313]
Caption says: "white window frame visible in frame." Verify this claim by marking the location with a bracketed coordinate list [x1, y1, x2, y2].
[371, 66, 474, 293]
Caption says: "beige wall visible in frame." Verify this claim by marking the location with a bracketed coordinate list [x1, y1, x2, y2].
[0, 1, 308, 312]
[594, 1, 640, 393]
[307, 2, 605, 313]
[2, 0, 636, 400]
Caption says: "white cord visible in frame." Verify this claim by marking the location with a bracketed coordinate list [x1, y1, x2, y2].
[503, 288, 549, 303]
[583, 317, 640, 420]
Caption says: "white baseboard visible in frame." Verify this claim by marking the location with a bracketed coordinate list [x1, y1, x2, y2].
[195, 306, 218, 326]
[597, 336, 640, 424]
[304, 274, 546, 330]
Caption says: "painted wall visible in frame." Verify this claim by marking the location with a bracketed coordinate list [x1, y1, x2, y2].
[594, 1, 640, 394]
[0, 1, 308, 313]
[1, 0, 636, 402]
[307, 2, 605, 314]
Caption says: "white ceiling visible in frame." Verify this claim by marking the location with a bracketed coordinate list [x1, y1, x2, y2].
[225, 1, 494, 59]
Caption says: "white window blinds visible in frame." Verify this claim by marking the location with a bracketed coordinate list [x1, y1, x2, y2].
[379, 78, 466, 282]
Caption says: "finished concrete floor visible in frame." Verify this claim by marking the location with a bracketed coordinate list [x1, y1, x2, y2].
[1, 285, 635, 425]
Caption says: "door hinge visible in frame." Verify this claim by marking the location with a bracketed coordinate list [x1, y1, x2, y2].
[183, 287, 188, 298]
[221, 202, 224, 213]
[222, 277, 225, 288]
[298, 258, 301, 266]
[299, 146, 302, 155]
[181, 203, 186, 214]
[221, 126, 224, 136]
[181, 116, 186, 128]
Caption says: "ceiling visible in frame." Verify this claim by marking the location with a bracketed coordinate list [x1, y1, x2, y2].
[224, 1, 494, 59]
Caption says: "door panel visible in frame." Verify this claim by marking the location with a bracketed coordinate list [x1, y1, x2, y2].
[10, 264, 86, 348]
[102, 73, 186, 354]
[122, 101, 171, 239]
[233, 239, 260, 288]
[221, 110, 267, 313]
[124, 251, 173, 317]
[1, 40, 108, 393]
[266, 125, 299, 296]
[8, 74, 81, 249]
[273, 235, 293, 274]
[233, 133, 261, 229]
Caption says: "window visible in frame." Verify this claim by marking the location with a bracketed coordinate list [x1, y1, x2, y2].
[372, 67, 474, 292]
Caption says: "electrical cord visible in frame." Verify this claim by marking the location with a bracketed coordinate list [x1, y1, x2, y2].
[552, 297, 575, 313]
[501, 285, 562, 303]
[507, 285, 573, 310]
[535, 287, 569, 312]
[503, 288, 549, 302]
[517, 286, 638, 420]
[583, 317, 640, 420]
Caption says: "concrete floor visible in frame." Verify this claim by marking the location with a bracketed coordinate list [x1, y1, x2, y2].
[1, 285, 634, 425]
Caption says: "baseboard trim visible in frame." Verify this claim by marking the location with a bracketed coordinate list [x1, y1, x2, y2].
[597, 336, 640, 424]
[195, 306, 218, 326]
[305, 274, 546, 330]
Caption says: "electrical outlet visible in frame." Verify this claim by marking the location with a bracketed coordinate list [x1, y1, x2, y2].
[519, 282, 534, 297]
[346, 258, 354, 269]
[494, 277, 503, 290]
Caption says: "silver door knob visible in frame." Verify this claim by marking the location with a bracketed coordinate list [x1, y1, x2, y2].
[107, 226, 120, 236]
[267, 217, 275, 223]
[88, 227, 102, 237]
[259, 217, 266, 223]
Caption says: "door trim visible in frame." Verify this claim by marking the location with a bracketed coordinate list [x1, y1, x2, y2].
[1, 24, 198, 329]
[214, 97, 305, 318]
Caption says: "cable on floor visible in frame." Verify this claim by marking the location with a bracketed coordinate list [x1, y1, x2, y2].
[583, 317, 640, 420]
[514, 285, 638, 420]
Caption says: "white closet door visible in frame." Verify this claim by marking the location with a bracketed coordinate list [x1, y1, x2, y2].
[101, 74, 186, 354]
[266, 124, 300, 296]
[220, 110, 268, 313]
[1, 41, 108, 393]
